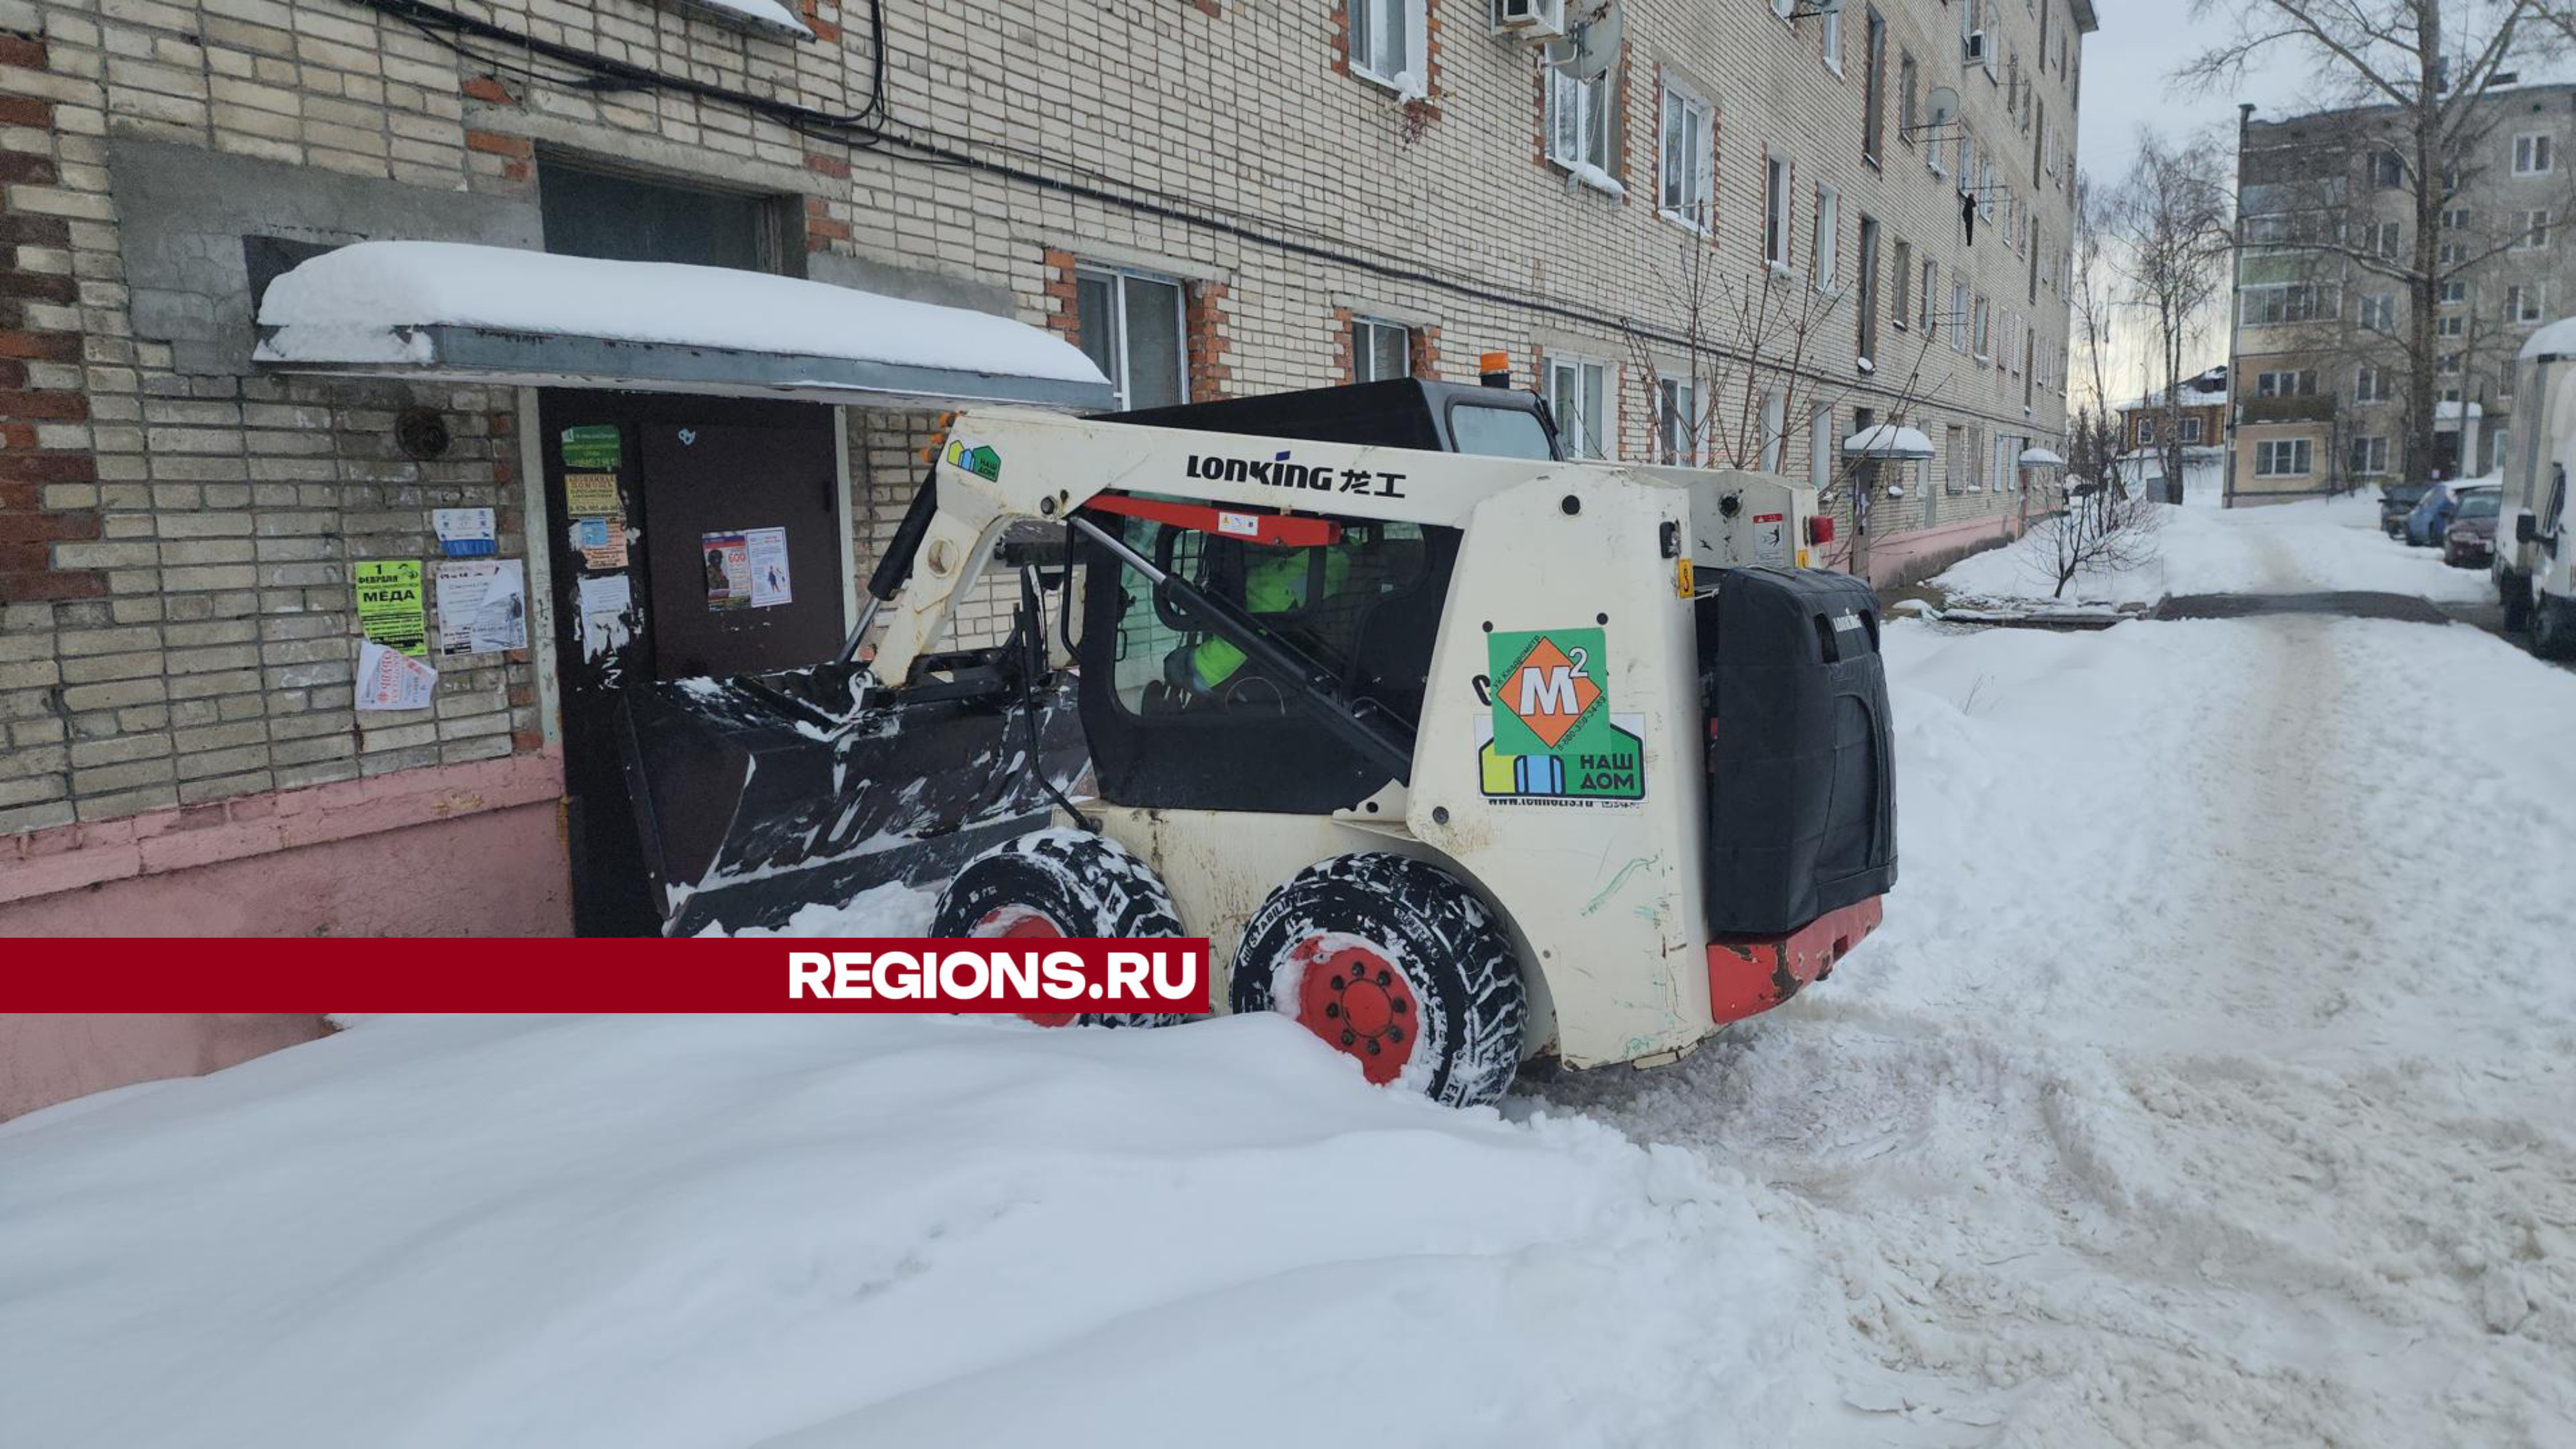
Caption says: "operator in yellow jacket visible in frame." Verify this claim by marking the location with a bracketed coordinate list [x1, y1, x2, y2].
[1164, 543, 1355, 696]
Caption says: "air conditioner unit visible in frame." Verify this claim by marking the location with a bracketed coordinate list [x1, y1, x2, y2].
[1964, 31, 1990, 65]
[1496, 0, 1568, 40]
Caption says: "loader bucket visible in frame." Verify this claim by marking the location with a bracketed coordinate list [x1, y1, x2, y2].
[616, 659, 1087, 936]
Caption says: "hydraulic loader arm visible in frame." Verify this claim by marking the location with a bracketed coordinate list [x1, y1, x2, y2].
[862, 408, 1547, 684]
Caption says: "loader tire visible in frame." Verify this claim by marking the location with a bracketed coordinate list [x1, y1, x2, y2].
[933, 828, 1191, 1029]
[1231, 853, 1524, 1108]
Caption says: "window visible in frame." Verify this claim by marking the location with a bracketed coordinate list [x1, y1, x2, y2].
[2180, 416, 2203, 443]
[1814, 183, 1841, 289]
[1950, 279, 1968, 352]
[2255, 438, 2312, 476]
[2443, 207, 2472, 230]
[1810, 404, 1834, 490]
[2436, 314, 2464, 337]
[2438, 241, 2465, 267]
[2369, 221, 2401, 258]
[1075, 266, 1187, 411]
[1763, 153, 1793, 268]
[1972, 294, 1990, 359]
[1821, 4, 1843, 74]
[1892, 237, 1913, 328]
[2371, 150, 2405, 189]
[1548, 62, 1618, 187]
[1548, 354, 1612, 458]
[2515, 209, 2550, 250]
[2350, 436, 2389, 474]
[2514, 132, 2554, 175]
[2244, 282, 2331, 326]
[2440, 279, 2469, 305]
[1348, 0, 1424, 89]
[1944, 423, 1968, 497]
[2511, 284, 2546, 325]
[1772, 0, 1794, 18]
[1857, 216, 1880, 364]
[1659, 86, 1714, 228]
[1657, 376, 1699, 465]
[1862, 9, 1887, 164]
[2440, 352, 2463, 375]
[2255, 370, 2316, 397]
[2136, 416, 2156, 445]
[2360, 292, 2396, 330]
[2356, 364, 2389, 402]
[538, 162, 782, 272]
[1759, 391, 1786, 473]
[1923, 257, 1938, 334]
[1899, 50, 1919, 148]
[1353, 316, 1413, 382]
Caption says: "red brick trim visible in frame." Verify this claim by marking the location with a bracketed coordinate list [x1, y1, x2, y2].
[1039, 248, 1082, 344]
[1331, 306, 1357, 385]
[0, 42, 101, 605]
[460, 75, 518, 106]
[1185, 280, 1232, 402]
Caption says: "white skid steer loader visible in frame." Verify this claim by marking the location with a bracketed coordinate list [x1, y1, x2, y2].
[626, 380, 1896, 1105]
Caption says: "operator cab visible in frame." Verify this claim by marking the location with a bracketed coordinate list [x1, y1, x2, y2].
[1076, 380, 1560, 814]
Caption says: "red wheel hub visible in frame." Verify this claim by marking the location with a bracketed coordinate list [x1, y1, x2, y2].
[974, 906, 1073, 1026]
[1290, 937, 1417, 1085]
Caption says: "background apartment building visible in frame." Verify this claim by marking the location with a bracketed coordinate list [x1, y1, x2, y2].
[0, 0, 2090, 936]
[2230, 82, 2576, 504]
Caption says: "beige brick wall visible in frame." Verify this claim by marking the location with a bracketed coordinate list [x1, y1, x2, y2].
[2, 0, 2088, 833]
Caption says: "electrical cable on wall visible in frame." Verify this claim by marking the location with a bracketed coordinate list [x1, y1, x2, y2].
[352, 0, 2058, 431]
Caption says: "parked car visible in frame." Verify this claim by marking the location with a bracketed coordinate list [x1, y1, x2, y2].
[2406, 479, 2481, 547]
[2382, 481, 2432, 537]
[2443, 488, 2501, 568]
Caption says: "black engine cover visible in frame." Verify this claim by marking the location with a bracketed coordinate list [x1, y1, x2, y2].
[1696, 567, 1898, 937]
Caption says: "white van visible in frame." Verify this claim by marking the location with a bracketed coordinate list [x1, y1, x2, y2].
[2499, 319, 2576, 655]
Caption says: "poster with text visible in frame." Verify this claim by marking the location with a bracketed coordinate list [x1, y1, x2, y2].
[433, 558, 529, 658]
[701, 531, 750, 610]
[353, 560, 428, 657]
[743, 526, 791, 608]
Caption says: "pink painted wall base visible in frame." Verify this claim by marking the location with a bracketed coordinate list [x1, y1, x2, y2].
[0, 1014, 331, 1123]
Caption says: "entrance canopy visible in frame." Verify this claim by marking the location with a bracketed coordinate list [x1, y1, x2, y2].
[253, 241, 1114, 411]
[1843, 423, 1935, 460]
[2018, 447, 2067, 467]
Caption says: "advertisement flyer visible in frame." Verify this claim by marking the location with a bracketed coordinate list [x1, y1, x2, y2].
[353, 560, 428, 656]
[701, 531, 750, 609]
[354, 640, 437, 711]
[433, 559, 530, 657]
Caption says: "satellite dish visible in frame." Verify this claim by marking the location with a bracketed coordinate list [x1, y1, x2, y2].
[1924, 85, 1961, 131]
[1562, 1, 1624, 84]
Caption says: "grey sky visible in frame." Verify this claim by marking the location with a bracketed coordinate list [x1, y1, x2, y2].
[2075, 3, 2309, 184]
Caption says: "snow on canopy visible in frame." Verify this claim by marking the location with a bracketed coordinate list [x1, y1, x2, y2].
[2519, 316, 2576, 361]
[2018, 447, 2067, 466]
[1843, 423, 1935, 458]
[254, 241, 1108, 387]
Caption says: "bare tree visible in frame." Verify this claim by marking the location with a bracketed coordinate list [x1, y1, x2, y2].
[2034, 472, 2166, 598]
[2066, 170, 2134, 502]
[2180, 0, 2555, 481]
[2107, 128, 2233, 504]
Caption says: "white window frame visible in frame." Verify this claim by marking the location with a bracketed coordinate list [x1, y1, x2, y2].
[2515, 209, 2551, 251]
[1763, 152, 1794, 270]
[2180, 416, 2202, 443]
[2440, 279, 2468, 306]
[2355, 363, 2387, 402]
[2514, 131, 2554, 176]
[1348, 0, 1428, 93]
[1950, 279, 1969, 353]
[1656, 375, 1702, 465]
[1075, 265, 1189, 413]
[2135, 416, 2155, 445]
[1809, 402, 1834, 491]
[1813, 182, 1841, 292]
[2371, 220, 2401, 258]
[2360, 292, 2396, 331]
[2350, 435, 2389, 475]
[1353, 316, 1413, 382]
[1759, 389, 1787, 473]
[2255, 438, 2312, 477]
[1972, 294, 1990, 361]
[2511, 282, 2547, 326]
[1658, 83, 1715, 231]
[2435, 313, 2464, 337]
[1548, 62, 1619, 191]
[1819, 4, 1843, 74]
[1548, 353, 1613, 459]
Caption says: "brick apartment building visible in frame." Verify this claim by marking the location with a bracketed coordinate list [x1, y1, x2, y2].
[2229, 83, 2576, 504]
[0, 0, 2091, 941]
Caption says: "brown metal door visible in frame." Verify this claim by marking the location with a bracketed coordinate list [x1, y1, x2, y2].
[636, 419, 845, 679]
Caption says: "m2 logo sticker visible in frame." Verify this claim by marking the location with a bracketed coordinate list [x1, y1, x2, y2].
[1474, 626, 1643, 806]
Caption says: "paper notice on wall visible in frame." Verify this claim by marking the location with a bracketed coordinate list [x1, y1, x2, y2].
[433, 558, 529, 657]
[577, 573, 634, 661]
[743, 526, 791, 607]
[560, 426, 621, 470]
[564, 472, 621, 515]
[701, 531, 751, 610]
[356, 640, 438, 711]
[353, 560, 428, 656]
[572, 514, 628, 570]
[433, 508, 497, 557]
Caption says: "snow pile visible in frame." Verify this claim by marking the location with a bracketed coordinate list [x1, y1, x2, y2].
[256, 242, 1109, 386]
[1553, 615, 2576, 1442]
[1935, 492, 2492, 606]
[706, 880, 937, 938]
[0, 1013, 1837, 1448]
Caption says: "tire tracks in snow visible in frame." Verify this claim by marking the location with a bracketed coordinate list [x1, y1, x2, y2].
[1537, 614, 2576, 1445]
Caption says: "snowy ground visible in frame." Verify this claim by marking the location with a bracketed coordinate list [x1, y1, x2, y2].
[1935, 493, 2492, 608]
[6, 613, 2574, 1445]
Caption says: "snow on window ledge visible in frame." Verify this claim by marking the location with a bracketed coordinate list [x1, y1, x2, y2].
[1857, 356, 1875, 373]
[1560, 161, 1626, 197]
[1353, 66, 1429, 103]
[1765, 260, 1796, 280]
[669, 0, 815, 41]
